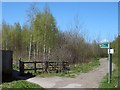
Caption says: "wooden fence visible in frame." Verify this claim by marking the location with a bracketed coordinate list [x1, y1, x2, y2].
[19, 59, 69, 75]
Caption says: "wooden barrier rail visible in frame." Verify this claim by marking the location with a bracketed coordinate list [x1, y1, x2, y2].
[19, 59, 69, 75]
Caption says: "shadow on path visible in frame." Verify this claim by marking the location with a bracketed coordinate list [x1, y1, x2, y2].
[2, 70, 35, 83]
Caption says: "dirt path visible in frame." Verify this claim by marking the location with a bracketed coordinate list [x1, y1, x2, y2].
[27, 58, 115, 88]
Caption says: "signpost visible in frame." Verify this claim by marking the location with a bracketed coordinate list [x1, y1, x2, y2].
[100, 42, 113, 83]
[108, 49, 114, 54]
[99, 42, 109, 48]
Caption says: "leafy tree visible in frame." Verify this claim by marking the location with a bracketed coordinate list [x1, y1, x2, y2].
[26, 3, 39, 61]
[14, 22, 22, 52]
[2, 22, 9, 50]
[21, 24, 30, 55]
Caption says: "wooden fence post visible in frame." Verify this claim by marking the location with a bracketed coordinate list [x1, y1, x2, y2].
[62, 61, 65, 71]
[34, 61, 36, 73]
[45, 61, 48, 73]
[19, 58, 24, 75]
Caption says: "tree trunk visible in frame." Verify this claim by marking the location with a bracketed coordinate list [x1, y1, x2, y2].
[48, 48, 51, 61]
[43, 25, 46, 61]
[36, 42, 39, 58]
[37, 33, 40, 59]
[34, 47, 36, 60]
[29, 34, 32, 61]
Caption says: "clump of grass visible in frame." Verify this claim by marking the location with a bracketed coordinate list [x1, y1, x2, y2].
[1, 80, 44, 89]
[68, 58, 100, 75]
[99, 57, 118, 88]
[99, 67, 118, 88]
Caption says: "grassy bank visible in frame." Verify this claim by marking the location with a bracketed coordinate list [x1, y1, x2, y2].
[99, 57, 118, 88]
[36, 58, 100, 78]
[1, 80, 44, 89]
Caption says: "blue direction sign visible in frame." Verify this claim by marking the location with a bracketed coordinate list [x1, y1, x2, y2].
[100, 43, 109, 48]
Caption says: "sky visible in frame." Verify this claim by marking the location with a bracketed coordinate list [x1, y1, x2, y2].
[1, 0, 120, 2]
[2, 2, 118, 42]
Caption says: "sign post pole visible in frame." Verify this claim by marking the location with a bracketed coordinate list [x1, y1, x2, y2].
[110, 53, 112, 82]
[99, 42, 114, 83]
[108, 42, 111, 83]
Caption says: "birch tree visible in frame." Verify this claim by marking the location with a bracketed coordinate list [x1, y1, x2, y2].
[26, 3, 39, 61]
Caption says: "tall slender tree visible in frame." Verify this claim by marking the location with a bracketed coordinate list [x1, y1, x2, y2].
[26, 3, 39, 61]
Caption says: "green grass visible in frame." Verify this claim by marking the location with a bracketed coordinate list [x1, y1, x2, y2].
[1, 80, 44, 89]
[70, 58, 100, 73]
[99, 67, 118, 88]
[99, 57, 118, 88]
[13, 64, 19, 71]
[35, 58, 100, 78]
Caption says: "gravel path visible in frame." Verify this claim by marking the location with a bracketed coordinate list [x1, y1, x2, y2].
[27, 58, 115, 88]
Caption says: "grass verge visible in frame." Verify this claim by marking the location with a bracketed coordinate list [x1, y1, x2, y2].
[1, 80, 44, 89]
[99, 57, 118, 88]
